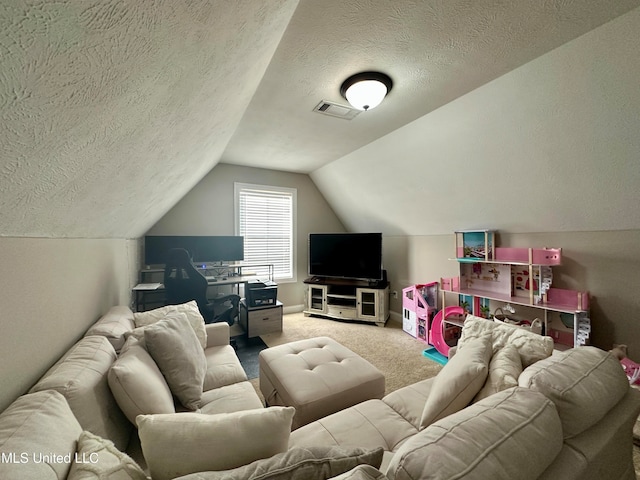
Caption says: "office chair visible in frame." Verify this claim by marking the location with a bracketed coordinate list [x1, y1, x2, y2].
[163, 248, 240, 325]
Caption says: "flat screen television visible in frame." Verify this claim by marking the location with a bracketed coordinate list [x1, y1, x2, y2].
[308, 233, 383, 281]
[144, 236, 244, 265]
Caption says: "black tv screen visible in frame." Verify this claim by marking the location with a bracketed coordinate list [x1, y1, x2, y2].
[144, 236, 244, 265]
[308, 233, 383, 280]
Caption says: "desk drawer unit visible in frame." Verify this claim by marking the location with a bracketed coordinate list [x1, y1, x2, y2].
[242, 303, 283, 338]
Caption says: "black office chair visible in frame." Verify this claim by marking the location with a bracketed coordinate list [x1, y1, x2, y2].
[163, 248, 240, 325]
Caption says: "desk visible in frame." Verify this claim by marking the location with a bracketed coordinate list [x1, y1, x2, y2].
[133, 276, 271, 312]
[134, 263, 274, 312]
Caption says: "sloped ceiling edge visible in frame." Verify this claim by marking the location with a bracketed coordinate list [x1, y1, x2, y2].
[0, 0, 299, 239]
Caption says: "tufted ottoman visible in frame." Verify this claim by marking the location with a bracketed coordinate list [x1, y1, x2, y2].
[258, 336, 385, 429]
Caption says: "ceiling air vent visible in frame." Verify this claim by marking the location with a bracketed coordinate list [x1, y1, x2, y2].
[313, 100, 361, 120]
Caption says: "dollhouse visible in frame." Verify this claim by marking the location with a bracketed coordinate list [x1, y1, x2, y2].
[404, 230, 591, 358]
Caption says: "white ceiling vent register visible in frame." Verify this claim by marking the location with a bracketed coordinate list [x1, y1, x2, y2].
[313, 100, 361, 120]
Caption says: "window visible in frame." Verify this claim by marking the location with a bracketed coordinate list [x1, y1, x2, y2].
[234, 183, 296, 282]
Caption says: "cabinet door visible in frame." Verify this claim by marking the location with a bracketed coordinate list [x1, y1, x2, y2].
[308, 285, 327, 313]
[357, 288, 379, 320]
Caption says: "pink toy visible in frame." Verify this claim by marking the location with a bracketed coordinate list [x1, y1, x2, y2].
[430, 306, 465, 357]
[620, 357, 640, 386]
[402, 283, 438, 343]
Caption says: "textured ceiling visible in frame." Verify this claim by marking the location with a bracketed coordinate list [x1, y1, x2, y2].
[223, 0, 640, 172]
[1, 0, 639, 239]
[0, 0, 298, 238]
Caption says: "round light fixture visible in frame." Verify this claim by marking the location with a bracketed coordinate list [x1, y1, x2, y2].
[340, 71, 393, 111]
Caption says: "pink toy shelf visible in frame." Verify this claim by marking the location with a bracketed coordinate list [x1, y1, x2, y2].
[443, 229, 590, 353]
[494, 247, 562, 265]
[406, 230, 590, 358]
[402, 283, 438, 344]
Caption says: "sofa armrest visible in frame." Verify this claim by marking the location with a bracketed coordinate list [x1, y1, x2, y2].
[205, 323, 230, 348]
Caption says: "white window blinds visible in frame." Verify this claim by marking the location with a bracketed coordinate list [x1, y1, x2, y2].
[235, 183, 296, 281]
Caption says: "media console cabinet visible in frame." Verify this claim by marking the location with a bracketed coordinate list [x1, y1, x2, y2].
[303, 277, 389, 326]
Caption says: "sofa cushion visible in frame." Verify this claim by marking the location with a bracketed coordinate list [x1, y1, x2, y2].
[85, 306, 135, 352]
[0, 390, 82, 479]
[382, 377, 436, 430]
[199, 381, 264, 414]
[29, 335, 132, 451]
[419, 336, 492, 428]
[134, 300, 207, 349]
[518, 346, 630, 438]
[144, 314, 207, 410]
[137, 406, 295, 480]
[289, 399, 418, 453]
[203, 344, 249, 391]
[456, 315, 553, 367]
[172, 446, 383, 480]
[108, 337, 175, 424]
[387, 387, 563, 480]
[68, 430, 147, 480]
[473, 343, 522, 403]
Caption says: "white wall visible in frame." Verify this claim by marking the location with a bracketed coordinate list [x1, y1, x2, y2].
[146, 163, 346, 309]
[311, 8, 640, 236]
[0, 237, 138, 412]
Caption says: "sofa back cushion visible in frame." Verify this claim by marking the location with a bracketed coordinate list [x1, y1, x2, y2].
[29, 335, 132, 451]
[419, 336, 492, 428]
[388, 387, 562, 480]
[85, 306, 135, 352]
[518, 346, 630, 438]
[108, 336, 175, 424]
[0, 390, 82, 479]
[457, 315, 553, 367]
[172, 446, 384, 480]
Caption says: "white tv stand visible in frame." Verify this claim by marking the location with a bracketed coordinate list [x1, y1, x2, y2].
[303, 277, 389, 326]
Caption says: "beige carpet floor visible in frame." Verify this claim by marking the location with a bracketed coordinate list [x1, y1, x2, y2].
[249, 312, 640, 475]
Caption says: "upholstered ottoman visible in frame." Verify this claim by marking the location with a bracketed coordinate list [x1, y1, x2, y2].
[259, 336, 385, 429]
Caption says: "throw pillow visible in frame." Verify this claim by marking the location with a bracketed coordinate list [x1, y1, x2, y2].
[108, 336, 175, 424]
[68, 430, 147, 480]
[137, 406, 295, 480]
[419, 336, 492, 428]
[170, 446, 383, 480]
[328, 465, 390, 480]
[144, 314, 207, 410]
[456, 315, 553, 367]
[133, 301, 207, 349]
[473, 343, 522, 402]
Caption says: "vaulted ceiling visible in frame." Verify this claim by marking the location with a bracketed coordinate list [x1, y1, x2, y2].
[1, 0, 639, 238]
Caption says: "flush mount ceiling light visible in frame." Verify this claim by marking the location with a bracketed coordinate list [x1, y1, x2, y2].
[340, 71, 393, 111]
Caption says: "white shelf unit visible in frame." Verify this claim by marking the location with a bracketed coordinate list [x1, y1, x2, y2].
[304, 278, 389, 326]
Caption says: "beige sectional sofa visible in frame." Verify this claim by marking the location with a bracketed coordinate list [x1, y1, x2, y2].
[0, 306, 638, 480]
[289, 317, 640, 480]
[0, 302, 265, 479]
